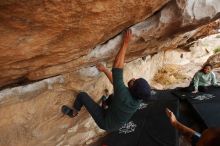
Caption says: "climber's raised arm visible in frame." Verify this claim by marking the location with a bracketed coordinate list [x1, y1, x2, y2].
[113, 29, 132, 69]
[96, 63, 113, 84]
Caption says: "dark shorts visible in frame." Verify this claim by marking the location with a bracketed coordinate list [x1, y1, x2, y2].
[191, 132, 201, 146]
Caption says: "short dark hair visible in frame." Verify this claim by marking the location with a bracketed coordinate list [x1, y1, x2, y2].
[203, 63, 213, 69]
[203, 128, 220, 146]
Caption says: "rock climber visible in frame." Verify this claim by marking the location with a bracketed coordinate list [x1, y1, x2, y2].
[61, 29, 151, 131]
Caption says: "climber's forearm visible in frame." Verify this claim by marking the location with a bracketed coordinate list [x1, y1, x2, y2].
[103, 68, 113, 84]
[113, 29, 131, 69]
[173, 120, 196, 142]
[113, 44, 128, 69]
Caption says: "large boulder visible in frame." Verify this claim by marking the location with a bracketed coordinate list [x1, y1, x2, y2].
[0, 0, 219, 88]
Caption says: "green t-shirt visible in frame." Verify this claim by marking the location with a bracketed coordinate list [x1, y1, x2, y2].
[104, 68, 141, 131]
[193, 71, 218, 90]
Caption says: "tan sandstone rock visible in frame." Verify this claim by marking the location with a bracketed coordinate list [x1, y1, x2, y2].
[0, 0, 220, 88]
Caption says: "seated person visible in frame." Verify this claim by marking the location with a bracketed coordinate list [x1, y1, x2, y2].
[187, 64, 219, 93]
[166, 108, 220, 146]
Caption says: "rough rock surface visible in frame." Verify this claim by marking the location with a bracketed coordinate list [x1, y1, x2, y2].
[0, 0, 169, 88]
[0, 0, 220, 88]
[1, 0, 220, 146]
[206, 52, 220, 68]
